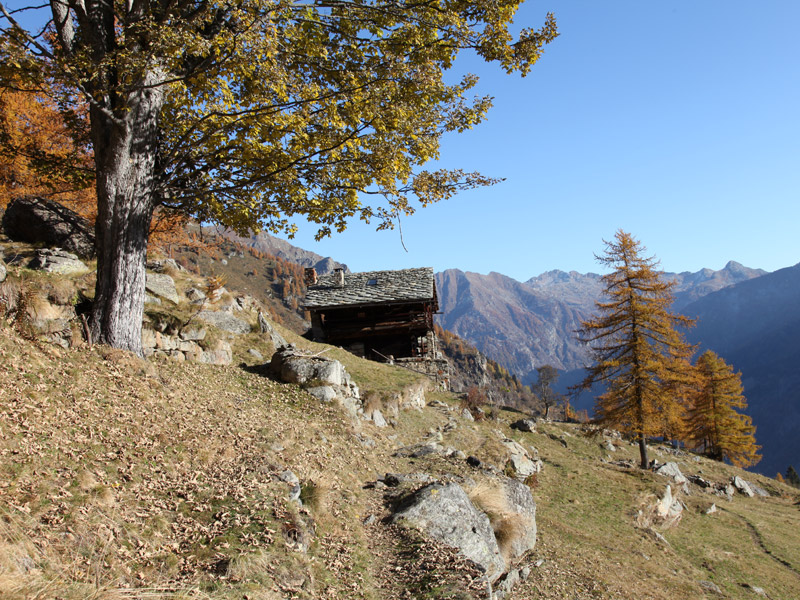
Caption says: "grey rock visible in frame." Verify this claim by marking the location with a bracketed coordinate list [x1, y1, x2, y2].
[750, 483, 770, 498]
[197, 310, 251, 334]
[496, 569, 520, 595]
[248, 348, 264, 361]
[461, 407, 475, 422]
[186, 287, 207, 303]
[29, 248, 88, 275]
[704, 503, 718, 515]
[520, 565, 532, 579]
[371, 408, 387, 428]
[305, 386, 338, 403]
[732, 476, 755, 498]
[743, 584, 767, 596]
[179, 326, 207, 341]
[699, 580, 723, 596]
[195, 341, 232, 365]
[510, 419, 536, 433]
[0, 259, 6, 283]
[654, 462, 688, 484]
[394, 442, 441, 459]
[145, 272, 180, 304]
[392, 482, 505, 581]
[501, 478, 537, 561]
[2, 196, 95, 257]
[268, 348, 360, 407]
[688, 474, 713, 489]
[603, 440, 617, 453]
[144, 294, 161, 305]
[655, 485, 683, 528]
[259, 311, 289, 349]
[508, 453, 538, 479]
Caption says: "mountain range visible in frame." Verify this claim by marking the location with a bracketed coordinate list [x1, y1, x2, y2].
[436, 261, 798, 477]
[435, 261, 765, 380]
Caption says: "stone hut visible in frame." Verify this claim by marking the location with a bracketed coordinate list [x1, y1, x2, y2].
[304, 267, 441, 363]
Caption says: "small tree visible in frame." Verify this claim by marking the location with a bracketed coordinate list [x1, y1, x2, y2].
[575, 230, 695, 469]
[685, 350, 761, 468]
[786, 465, 800, 489]
[533, 364, 561, 419]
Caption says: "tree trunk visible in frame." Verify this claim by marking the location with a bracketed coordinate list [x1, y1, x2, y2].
[89, 79, 164, 356]
[638, 433, 649, 469]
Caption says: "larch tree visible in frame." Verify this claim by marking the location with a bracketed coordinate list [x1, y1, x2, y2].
[686, 350, 761, 468]
[576, 230, 695, 469]
[0, 0, 558, 355]
[0, 87, 95, 216]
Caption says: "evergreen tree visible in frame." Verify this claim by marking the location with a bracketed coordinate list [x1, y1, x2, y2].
[786, 465, 800, 488]
[686, 350, 761, 468]
[576, 230, 695, 468]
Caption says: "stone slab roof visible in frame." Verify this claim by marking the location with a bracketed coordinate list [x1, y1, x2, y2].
[304, 267, 437, 309]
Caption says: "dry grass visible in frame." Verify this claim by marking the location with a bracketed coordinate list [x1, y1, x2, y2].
[468, 482, 531, 562]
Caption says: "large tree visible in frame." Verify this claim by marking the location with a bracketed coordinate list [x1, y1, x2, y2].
[0, 0, 557, 354]
[686, 350, 761, 468]
[576, 230, 695, 468]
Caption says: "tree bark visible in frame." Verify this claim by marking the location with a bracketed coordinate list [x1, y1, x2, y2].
[89, 77, 164, 356]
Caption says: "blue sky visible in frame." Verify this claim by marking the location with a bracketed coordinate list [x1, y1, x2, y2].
[280, 1, 800, 280]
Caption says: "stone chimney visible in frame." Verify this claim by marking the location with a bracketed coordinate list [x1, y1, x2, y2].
[304, 267, 318, 286]
[333, 267, 345, 287]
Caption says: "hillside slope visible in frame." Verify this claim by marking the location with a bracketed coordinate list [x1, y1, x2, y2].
[2, 318, 799, 598]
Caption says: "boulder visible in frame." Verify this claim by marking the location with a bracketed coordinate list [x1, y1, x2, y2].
[0, 258, 6, 283]
[2, 197, 95, 258]
[654, 462, 687, 483]
[500, 478, 537, 561]
[186, 287, 207, 304]
[29, 248, 88, 275]
[461, 407, 475, 422]
[510, 419, 536, 433]
[197, 310, 251, 334]
[732, 476, 755, 498]
[145, 272, 180, 304]
[392, 482, 506, 582]
[268, 346, 360, 408]
[655, 485, 684, 528]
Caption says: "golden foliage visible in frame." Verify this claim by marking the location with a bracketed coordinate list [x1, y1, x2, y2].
[686, 350, 761, 468]
[576, 231, 696, 467]
[0, 88, 95, 217]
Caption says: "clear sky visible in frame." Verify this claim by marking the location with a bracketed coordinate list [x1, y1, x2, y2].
[277, 1, 800, 281]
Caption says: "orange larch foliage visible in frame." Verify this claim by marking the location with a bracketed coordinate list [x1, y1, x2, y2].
[0, 88, 95, 218]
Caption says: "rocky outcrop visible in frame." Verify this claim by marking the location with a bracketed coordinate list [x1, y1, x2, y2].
[29, 249, 88, 275]
[197, 310, 251, 334]
[2, 197, 95, 258]
[392, 482, 506, 582]
[145, 272, 180, 304]
[268, 346, 360, 415]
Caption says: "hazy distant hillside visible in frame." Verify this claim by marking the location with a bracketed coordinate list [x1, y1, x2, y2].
[683, 263, 800, 476]
[437, 262, 765, 380]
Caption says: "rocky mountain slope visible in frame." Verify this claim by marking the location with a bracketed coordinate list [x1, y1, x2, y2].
[436, 262, 765, 380]
[217, 227, 348, 275]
